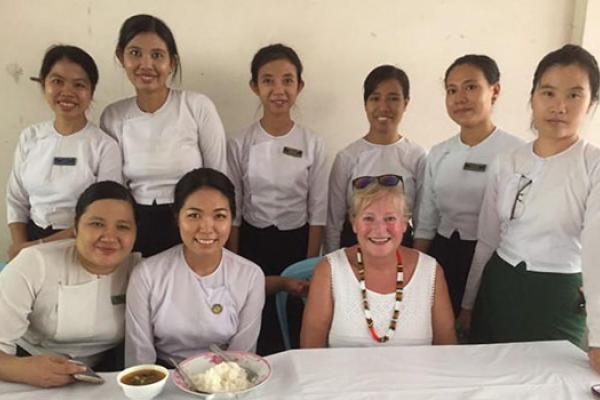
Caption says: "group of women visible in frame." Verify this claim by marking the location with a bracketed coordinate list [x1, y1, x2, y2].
[1, 12, 600, 388]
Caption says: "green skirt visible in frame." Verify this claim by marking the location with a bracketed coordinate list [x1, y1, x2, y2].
[470, 252, 586, 348]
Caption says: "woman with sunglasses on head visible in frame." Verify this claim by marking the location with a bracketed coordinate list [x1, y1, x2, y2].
[0, 181, 139, 387]
[301, 176, 456, 348]
[100, 14, 227, 257]
[412, 55, 524, 317]
[6, 45, 121, 260]
[125, 168, 265, 366]
[459, 45, 600, 354]
[325, 65, 426, 254]
[227, 44, 327, 354]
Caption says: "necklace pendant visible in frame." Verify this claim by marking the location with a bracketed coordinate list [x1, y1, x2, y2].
[211, 304, 223, 314]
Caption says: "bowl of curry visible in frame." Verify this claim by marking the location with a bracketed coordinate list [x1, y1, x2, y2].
[117, 364, 169, 400]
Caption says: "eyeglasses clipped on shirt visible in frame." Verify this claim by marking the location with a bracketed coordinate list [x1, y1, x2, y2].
[510, 174, 533, 220]
[352, 174, 404, 191]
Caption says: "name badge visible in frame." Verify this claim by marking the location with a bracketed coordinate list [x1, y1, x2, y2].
[111, 294, 126, 305]
[53, 157, 77, 166]
[463, 162, 487, 172]
[283, 146, 303, 158]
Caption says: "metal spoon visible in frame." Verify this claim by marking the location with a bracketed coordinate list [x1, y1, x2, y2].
[209, 344, 258, 382]
[169, 357, 214, 397]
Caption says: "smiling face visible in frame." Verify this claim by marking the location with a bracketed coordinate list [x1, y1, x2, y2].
[75, 199, 136, 275]
[178, 188, 232, 267]
[251, 58, 304, 117]
[364, 79, 408, 136]
[119, 32, 174, 94]
[531, 64, 592, 141]
[43, 58, 92, 124]
[352, 193, 407, 258]
[445, 64, 499, 130]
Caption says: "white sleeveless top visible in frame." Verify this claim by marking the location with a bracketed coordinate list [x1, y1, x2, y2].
[327, 248, 436, 347]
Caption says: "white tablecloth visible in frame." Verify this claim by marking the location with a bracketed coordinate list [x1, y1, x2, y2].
[1, 341, 598, 399]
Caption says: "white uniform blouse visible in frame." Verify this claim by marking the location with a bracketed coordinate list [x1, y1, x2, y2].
[415, 129, 524, 241]
[227, 122, 328, 230]
[100, 89, 227, 205]
[125, 245, 265, 366]
[0, 240, 139, 365]
[6, 121, 122, 229]
[462, 139, 600, 312]
[325, 137, 426, 252]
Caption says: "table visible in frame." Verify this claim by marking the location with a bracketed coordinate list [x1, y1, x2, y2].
[1, 341, 598, 399]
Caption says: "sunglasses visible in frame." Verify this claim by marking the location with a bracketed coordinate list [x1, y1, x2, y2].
[352, 174, 404, 190]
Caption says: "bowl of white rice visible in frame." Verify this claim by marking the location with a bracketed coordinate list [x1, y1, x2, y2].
[172, 351, 271, 398]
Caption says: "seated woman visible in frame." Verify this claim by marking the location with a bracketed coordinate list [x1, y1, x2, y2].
[0, 181, 139, 387]
[301, 176, 456, 347]
[125, 168, 265, 366]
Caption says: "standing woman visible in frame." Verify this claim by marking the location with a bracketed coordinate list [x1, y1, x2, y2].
[413, 55, 524, 316]
[101, 14, 227, 257]
[6, 45, 121, 259]
[325, 65, 426, 253]
[459, 45, 600, 351]
[227, 44, 328, 353]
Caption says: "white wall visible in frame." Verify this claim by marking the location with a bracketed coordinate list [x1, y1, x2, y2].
[0, 0, 593, 256]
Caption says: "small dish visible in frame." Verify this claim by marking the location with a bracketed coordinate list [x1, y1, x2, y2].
[172, 351, 271, 398]
[117, 364, 169, 400]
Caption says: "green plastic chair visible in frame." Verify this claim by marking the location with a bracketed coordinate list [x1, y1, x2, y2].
[275, 257, 320, 350]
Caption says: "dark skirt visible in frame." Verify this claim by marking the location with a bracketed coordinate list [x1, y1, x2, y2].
[470, 252, 586, 347]
[239, 220, 309, 355]
[340, 216, 414, 249]
[429, 232, 477, 316]
[26, 220, 60, 241]
[134, 203, 181, 258]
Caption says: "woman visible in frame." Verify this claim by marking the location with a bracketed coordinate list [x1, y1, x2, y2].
[6, 45, 121, 259]
[413, 55, 524, 316]
[125, 168, 265, 366]
[0, 181, 139, 387]
[325, 65, 426, 253]
[460, 45, 600, 353]
[301, 176, 456, 348]
[227, 44, 327, 353]
[100, 14, 227, 257]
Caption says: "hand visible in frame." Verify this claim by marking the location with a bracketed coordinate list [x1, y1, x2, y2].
[8, 240, 37, 260]
[457, 309, 472, 335]
[589, 348, 600, 374]
[16, 354, 86, 388]
[282, 277, 310, 297]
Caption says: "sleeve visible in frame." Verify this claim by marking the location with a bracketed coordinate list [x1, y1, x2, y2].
[582, 154, 600, 347]
[6, 132, 31, 224]
[227, 137, 244, 227]
[0, 248, 44, 354]
[307, 137, 328, 226]
[410, 148, 428, 235]
[414, 152, 441, 240]
[124, 263, 157, 366]
[96, 136, 123, 184]
[99, 107, 118, 142]
[227, 267, 265, 352]
[461, 159, 502, 310]
[196, 96, 227, 175]
[324, 152, 352, 253]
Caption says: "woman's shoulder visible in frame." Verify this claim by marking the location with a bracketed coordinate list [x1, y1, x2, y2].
[223, 248, 264, 278]
[132, 245, 183, 279]
[102, 96, 137, 117]
[17, 120, 55, 144]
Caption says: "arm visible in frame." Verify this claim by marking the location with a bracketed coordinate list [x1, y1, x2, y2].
[225, 138, 243, 253]
[96, 136, 123, 184]
[413, 152, 440, 250]
[582, 154, 600, 371]
[306, 225, 323, 258]
[300, 259, 333, 348]
[431, 265, 457, 345]
[324, 153, 351, 253]
[228, 269, 266, 352]
[124, 264, 156, 367]
[7, 133, 32, 249]
[0, 352, 84, 388]
[409, 148, 427, 233]
[265, 276, 309, 297]
[8, 226, 75, 260]
[197, 96, 227, 175]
